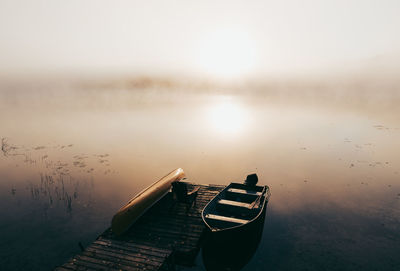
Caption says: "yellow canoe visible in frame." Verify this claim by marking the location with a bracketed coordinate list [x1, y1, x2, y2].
[111, 168, 186, 236]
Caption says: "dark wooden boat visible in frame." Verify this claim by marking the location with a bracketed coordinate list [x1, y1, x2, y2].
[201, 174, 271, 270]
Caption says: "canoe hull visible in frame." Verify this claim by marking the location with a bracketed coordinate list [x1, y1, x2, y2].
[111, 168, 185, 236]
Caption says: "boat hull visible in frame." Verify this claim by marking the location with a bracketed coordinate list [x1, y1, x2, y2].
[111, 168, 185, 236]
[201, 182, 270, 270]
[202, 199, 267, 270]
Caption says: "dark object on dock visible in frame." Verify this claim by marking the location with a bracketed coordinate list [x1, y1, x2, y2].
[172, 181, 200, 203]
[172, 180, 200, 211]
[201, 174, 271, 270]
[55, 181, 224, 270]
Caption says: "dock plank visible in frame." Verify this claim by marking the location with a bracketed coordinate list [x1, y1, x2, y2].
[57, 183, 224, 270]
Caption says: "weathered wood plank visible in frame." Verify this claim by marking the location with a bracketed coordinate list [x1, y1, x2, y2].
[58, 262, 80, 270]
[81, 249, 158, 270]
[70, 256, 120, 271]
[88, 244, 165, 264]
[131, 224, 203, 239]
[95, 238, 170, 256]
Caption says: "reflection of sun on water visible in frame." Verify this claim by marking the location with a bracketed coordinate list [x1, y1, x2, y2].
[206, 98, 247, 135]
[196, 27, 256, 79]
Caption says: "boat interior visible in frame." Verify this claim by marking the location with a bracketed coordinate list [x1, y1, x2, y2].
[204, 183, 266, 230]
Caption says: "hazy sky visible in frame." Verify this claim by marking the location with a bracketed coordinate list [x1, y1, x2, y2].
[1, 0, 400, 78]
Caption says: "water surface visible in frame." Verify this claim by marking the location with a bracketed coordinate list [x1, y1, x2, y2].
[0, 82, 399, 270]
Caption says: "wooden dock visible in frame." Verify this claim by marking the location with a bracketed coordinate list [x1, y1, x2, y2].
[56, 183, 224, 271]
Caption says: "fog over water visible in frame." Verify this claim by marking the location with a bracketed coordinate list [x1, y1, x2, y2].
[0, 78, 399, 270]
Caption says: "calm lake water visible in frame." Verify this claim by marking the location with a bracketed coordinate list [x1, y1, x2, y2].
[0, 81, 399, 270]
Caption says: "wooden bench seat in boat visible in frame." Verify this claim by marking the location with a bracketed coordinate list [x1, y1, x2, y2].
[227, 188, 262, 196]
[205, 214, 249, 225]
[218, 199, 253, 209]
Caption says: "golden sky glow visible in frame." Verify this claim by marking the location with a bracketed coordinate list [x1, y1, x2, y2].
[0, 0, 400, 78]
[196, 27, 257, 79]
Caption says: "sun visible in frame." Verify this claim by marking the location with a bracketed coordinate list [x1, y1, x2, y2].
[196, 28, 257, 79]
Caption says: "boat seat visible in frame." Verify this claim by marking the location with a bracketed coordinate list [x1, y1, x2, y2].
[227, 188, 262, 196]
[205, 214, 249, 225]
[218, 199, 252, 209]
